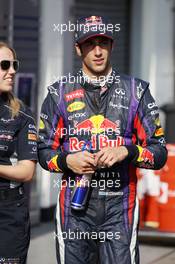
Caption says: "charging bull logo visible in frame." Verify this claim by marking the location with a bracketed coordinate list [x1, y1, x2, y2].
[47, 155, 61, 172]
[137, 146, 154, 167]
[75, 115, 120, 135]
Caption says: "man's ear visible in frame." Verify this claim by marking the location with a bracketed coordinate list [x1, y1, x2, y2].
[75, 43, 82, 57]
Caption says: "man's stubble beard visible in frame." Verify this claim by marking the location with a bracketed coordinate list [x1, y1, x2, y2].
[83, 58, 111, 78]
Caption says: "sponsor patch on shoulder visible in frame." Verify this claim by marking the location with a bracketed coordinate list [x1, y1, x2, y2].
[28, 133, 37, 141]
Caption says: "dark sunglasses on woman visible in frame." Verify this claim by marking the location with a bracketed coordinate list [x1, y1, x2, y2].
[0, 60, 19, 72]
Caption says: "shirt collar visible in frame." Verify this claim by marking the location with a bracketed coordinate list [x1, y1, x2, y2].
[77, 68, 117, 91]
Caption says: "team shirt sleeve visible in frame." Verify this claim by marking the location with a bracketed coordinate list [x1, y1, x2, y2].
[37, 93, 69, 173]
[17, 107, 38, 161]
[126, 84, 167, 169]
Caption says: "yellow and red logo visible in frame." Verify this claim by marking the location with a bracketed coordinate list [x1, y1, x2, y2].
[67, 102, 85, 112]
[75, 115, 120, 134]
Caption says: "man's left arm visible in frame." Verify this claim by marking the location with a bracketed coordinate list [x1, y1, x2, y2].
[95, 85, 167, 169]
[125, 85, 167, 170]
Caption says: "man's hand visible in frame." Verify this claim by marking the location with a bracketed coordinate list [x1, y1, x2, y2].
[94, 146, 128, 168]
[66, 151, 96, 174]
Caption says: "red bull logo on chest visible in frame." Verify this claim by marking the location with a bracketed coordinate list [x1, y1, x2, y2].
[69, 135, 124, 152]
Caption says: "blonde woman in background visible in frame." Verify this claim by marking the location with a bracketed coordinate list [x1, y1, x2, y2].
[0, 42, 37, 264]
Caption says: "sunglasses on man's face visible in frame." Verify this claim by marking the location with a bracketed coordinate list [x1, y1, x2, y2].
[0, 60, 19, 72]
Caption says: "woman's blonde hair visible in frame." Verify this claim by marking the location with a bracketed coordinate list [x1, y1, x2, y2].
[0, 42, 21, 117]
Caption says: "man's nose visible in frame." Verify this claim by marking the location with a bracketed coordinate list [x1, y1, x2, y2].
[94, 44, 102, 56]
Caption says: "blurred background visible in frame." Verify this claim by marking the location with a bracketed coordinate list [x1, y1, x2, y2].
[0, 0, 175, 263]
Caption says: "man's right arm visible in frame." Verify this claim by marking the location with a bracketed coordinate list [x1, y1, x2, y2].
[38, 93, 95, 174]
[38, 93, 69, 173]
